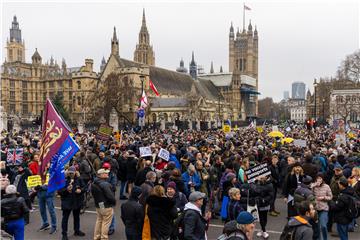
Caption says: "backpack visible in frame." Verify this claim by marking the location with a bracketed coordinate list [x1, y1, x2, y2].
[217, 231, 246, 240]
[346, 194, 359, 219]
[279, 223, 297, 240]
[172, 209, 189, 240]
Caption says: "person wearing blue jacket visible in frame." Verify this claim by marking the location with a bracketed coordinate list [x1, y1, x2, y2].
[169, 147, 181, 169]
[182, 164, 201, 196]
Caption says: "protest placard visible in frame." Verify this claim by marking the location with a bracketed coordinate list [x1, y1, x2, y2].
[27, 175, 42, 188]
[272, 126, 279, 132]
[158, 148, 170, 161]
[96, 124, 113, 141]
[335, 134, 346, 147]
[293, 139, 307, 148]
[139, 146, 152, 157]
[223, 125, 231, 133]
[245, 163, 271, 183]
[256, 127, 263, 133]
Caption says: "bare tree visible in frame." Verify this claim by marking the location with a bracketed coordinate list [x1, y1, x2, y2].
[86, 73, 138, 124]
[337, 50, 360, 82]
[332, 94, 360, 121]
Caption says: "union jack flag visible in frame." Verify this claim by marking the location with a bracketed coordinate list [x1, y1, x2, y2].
[6, 148, 24, 166]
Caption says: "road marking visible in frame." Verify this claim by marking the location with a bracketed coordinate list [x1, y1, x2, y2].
[208, 224, 282, 234]
[34, 205, 282, 234]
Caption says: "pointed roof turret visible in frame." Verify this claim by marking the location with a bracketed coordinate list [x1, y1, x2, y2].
[180, 58, 184, 67]
[31, 48, 42, 64]
[220, 66, 223, 73]
[100, 56, 107, 72]
[190, 51, 195, 65]
[10, 15, 22, 43]
[112, 26, 118, 41]
[229, 22, 234, 38]
[248, 20, 253, 31]
[142, 8, 147, 27]
[210, 61, 214, 73]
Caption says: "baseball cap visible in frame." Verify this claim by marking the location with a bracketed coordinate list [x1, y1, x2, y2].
[103, 162, 111, 169]
[302, 175, 313, 184]
[188, 191, 206, 202]
[97, 168, 110, 175]
[68, 166, 76, 173]
[236, 211, 255, 224]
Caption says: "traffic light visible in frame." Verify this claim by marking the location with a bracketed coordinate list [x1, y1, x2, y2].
[306, 119, 312, 130]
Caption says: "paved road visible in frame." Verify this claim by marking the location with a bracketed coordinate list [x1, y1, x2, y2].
[25, 194, 360, 240]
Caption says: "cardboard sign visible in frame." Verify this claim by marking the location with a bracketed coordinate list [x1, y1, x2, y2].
[256, 127, 263, 133]
[335, 134, 346, 147]
[158, 148, 170, 161]
[139, 146, 152, 157]
[245, 163, 271, 183]
[27, 174, 50, 188]
[96, 124, 113, 141]
[293, 139, 307, 148]
[223, 125, 231, 133]
[272, 126, 279, 132]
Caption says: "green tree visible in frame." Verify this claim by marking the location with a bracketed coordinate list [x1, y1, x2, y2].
[52, 93, 71, 123]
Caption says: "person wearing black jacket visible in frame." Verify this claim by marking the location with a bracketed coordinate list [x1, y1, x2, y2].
[117, 153, 128, 200]
[329, 178, 355, 240]
[1, 185, 29, 240]
[146, 185, 178, 240]
[58, 167, 86, 240]
[252, 176, 274, 239]
[268, 155, 280, 216]
[121, 186, 144, 240]
[134, 160, 153, 186]
[126, 151, 138, 196]
[91, 168, 116, 240]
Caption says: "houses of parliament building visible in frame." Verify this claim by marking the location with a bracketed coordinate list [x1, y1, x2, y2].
[1, 11, 259, 128]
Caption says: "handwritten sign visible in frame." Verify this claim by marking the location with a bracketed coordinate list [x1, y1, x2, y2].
[256, 127, 263, 133]
[223, 125, 231, 133]
[27, 174, 49, 188]
[245, 163, 271, 183]
[96, 124, 113, 141]
[293, 139, 307, 148]
[158, 148, 170, 161]
[139, 147, 152, 157]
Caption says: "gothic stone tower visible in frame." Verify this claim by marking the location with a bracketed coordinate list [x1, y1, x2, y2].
[228, 21, 258, 119]
[133, 9, 155, 66]
[6, 16, 25, 63]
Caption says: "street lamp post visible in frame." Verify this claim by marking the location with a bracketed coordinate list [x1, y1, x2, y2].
[313, 79, 318, 121]
[322, 98, 325, 123]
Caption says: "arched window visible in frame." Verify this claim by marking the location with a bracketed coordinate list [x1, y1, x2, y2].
[152, 113, 157, 122]
[77, 96, 81, 106]
[77, 81, 81, 89]
[164, 113, 168, 122]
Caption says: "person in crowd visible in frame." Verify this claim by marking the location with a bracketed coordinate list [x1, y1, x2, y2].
[280, 201, 315, 240]
[169, 168, 186, 194]
[11, 163, 32, 224]
[35, 179, 57, 234]
[139, 171, 156, 206]
[134, 160, 153, 186]
[183, 191, 212, 240]
[226, 187, 244, 222]
[146, 185, 178, 239]
[57, 166, 86, 240]
[102, 162, 117, 235]
[126, 150, 138, 196]
[329, 177, 356, 240]
[221, 211, 256, 240]
[1, 185, 29, 240]
[328, 165, 347, 233]
[28, 152, 40, 175]
[253, 175, 274, 239]
[182, 163, 201, 196]
[117, 151, 128, 200]
[294, 175, 316, 210]
[91, 168, 116, 240]
[302, 153, 319, 181]
[269, 154, 280, 216]
[166, 181, 188, 212]
[120, 186, 144, 240]
[238, 158, 249, 184]
[312, 173, 332, 240]
[283, 162, 304, 217]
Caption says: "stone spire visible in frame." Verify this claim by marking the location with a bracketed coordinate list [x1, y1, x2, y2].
[210, 61, 214, 73]
[111, 26, 119, 56]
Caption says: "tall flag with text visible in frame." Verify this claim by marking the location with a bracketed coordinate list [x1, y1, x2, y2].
[38, 99, 79, 192]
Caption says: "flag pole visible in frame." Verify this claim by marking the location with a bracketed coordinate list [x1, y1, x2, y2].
[243, 3, 245, 31]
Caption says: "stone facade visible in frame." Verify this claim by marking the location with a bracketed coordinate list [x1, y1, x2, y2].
[329, 89, 360, 123]
[1, 16, 98, 125]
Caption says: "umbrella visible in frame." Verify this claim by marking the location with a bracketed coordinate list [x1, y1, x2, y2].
[281, 137, 294, 144]
[268, 131, 284, 138]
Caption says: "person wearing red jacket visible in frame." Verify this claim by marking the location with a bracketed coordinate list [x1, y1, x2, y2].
[28, 153, 40, 175]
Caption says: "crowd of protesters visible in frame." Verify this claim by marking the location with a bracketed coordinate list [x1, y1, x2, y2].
[1, 123, 360, 240]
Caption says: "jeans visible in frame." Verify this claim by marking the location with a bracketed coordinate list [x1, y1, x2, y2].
[318, 211, 328, 240]
[270, 187, 277, 211]
[61, 208, 80, 236]
[336, 223, 348, 240]
[125, 228, 141, 240]
[38, 193, 57, 229]
[6, 218, 25, 240]
[109, 215, 115, 231]
[119, 180, 127, 198]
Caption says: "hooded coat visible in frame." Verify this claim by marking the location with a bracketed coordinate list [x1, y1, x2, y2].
[146, 195, 178, 239]
[120, 189, 144, 238]
[58, 171, 85, 210]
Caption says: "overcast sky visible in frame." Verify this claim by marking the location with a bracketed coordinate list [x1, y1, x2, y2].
[1, 0, 359, 101]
